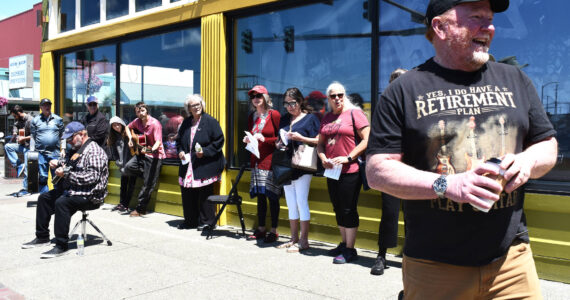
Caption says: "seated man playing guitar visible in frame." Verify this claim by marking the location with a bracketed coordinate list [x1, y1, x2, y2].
[21, 122, 108, 258]
[5, 105, 33, 196]
[123, 102, 166, 217]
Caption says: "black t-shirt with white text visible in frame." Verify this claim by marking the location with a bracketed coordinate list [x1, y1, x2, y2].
[367, 58, 556, 266]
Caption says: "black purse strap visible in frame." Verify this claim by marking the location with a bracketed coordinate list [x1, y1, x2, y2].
[350, 110, 362, 156]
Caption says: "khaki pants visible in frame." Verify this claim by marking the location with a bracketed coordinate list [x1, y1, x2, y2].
[402, 242, 542, 300]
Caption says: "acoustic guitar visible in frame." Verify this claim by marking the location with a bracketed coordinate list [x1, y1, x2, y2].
[129, 128, 153, 155]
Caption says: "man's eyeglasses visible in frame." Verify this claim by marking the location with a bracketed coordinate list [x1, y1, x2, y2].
[329, 93, 344, 99]
[88, 102, 98, 107]
[283, 101, 298, 108]
[249, 93, 264, 99]
[189, 103, 202, 109]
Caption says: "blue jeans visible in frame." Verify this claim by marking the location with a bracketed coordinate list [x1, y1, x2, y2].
[5, 143, 29, 190]
[37, 150, 60, 193]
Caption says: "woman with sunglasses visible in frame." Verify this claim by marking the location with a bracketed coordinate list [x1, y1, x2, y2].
[275, 87, 320, 252]
[317, 81, 370, 264]
[177, 94, 225, 231]
[244, 85, 282, 243]
[81, 95, 109, 147]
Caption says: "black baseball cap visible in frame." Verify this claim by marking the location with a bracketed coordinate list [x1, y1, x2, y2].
[39, 98, 52, 105]
[425, 0, 509, 27]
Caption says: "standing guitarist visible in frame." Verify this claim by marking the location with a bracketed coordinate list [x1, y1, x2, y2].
[6, 105, 33, 196]
[123, 102, 165, 217]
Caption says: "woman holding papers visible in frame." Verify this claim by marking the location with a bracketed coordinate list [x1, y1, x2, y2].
[316, 81, 369, 264]
[177, 94, 225, 231]
[243, 85, 281, 243]
[275, 87, 320, 253]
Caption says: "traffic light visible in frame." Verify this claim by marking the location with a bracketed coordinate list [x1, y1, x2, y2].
[241, 29, 252, 54]
[363, 1, 370, 21]
[284, 26, 294, 53]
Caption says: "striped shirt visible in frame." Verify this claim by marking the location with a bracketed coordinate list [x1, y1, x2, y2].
[63, 140, 109, 204]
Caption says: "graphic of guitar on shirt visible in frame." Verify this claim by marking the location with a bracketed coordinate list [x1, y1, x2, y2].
[464, 116, 485, 171]
[436, 120, 455, 175]
[499, 116, 507, 157]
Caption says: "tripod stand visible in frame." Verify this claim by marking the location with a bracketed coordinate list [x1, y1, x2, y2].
[70, 211, 113, 247]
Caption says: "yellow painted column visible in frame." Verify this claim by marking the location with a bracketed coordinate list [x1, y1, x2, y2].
[201, 13, 229, 224]
[40, 52, 56, 107]
[40, 52, 57, 190]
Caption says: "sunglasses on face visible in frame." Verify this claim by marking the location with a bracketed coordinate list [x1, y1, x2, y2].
[283, 101, 298, 108]
[189, 103, 202, 109]
[249, 93, 264, 99]
[88, 102, 97, 107]
[329, 93, 344, 99]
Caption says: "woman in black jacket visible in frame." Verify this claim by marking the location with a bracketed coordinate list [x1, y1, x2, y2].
[177, 94, 225, 230]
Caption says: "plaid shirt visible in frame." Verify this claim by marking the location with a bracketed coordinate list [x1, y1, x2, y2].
[62, 140, 109, 204]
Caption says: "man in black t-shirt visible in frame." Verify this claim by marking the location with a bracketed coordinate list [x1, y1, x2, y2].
[366, 1, 557, 299]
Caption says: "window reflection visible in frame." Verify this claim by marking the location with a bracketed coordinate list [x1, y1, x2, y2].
[81, 0, 100, 27]
[136, 0, 162, 12]
[379, 0, 432, 91]
[120, 27, 201, 159]
[233, 1, 372, 167]
[107, 0, 129, 20]
[59, 0, 75, 32]
[484, 2, 568, 181]
[63, 45, 116, 126]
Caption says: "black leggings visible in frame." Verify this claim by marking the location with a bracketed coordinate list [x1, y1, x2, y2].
[257, 194, 280, 228]
[378, 192, 401, 249]
[327, 172, 362, 228]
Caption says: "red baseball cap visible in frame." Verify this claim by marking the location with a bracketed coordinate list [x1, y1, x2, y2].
[248, 85, 268, 96]
[308, 91, 326, 99]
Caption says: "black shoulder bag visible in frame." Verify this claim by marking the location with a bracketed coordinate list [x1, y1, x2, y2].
[351, 110, 370, 191]
[270, 110, 294, 185]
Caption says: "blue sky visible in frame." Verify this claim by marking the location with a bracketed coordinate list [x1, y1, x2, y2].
[0, 0, 41, 21]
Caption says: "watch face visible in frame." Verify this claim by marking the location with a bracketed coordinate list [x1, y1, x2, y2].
[433, 176, 447, 196]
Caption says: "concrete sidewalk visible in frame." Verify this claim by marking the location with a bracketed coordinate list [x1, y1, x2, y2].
[0, 164, 569, 299]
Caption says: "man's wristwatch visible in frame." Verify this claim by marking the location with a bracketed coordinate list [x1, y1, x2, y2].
[433, 174, 447, 199]
[347, 156, 353, 163]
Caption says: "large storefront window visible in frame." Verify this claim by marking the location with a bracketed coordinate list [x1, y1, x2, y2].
[59, 0, 76, 32]
[491, 2, 569, 182]
[379, 1, 432, 90]
[63, 45, 117, 125]
[121, 27, 201, 159]
[232, 1, 372, 167]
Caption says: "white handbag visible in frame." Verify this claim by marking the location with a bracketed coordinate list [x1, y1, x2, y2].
[292, 143, 318, 172]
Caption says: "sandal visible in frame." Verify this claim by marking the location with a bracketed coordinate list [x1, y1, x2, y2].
[287, 242, 309, 253]
[277, 241, 296, 249]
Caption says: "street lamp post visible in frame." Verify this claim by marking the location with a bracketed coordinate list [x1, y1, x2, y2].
[541, 81, 559, 110]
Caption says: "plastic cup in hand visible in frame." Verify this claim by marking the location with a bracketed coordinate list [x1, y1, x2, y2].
[471, 158, 506, 213]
